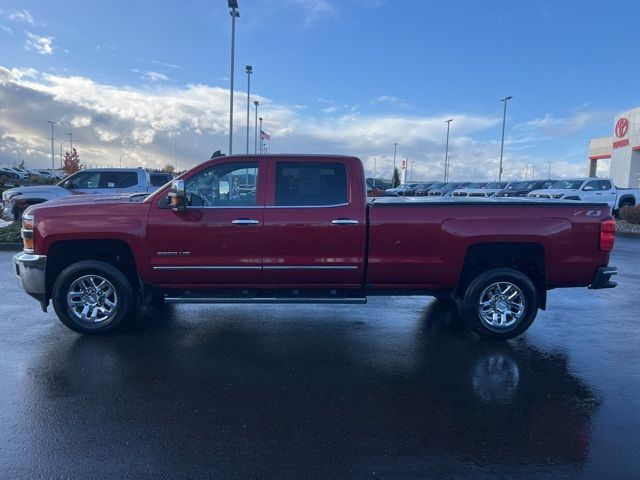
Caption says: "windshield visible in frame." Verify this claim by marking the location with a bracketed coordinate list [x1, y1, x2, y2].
[550, 180, 585, 189]
[485, 182, 507, 189]
[465, 182, 487, 189]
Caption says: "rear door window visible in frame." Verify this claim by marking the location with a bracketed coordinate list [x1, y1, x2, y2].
[275, 162, 348, 206]
[98, 172, 138, 188]
[598, 180, 612, 190]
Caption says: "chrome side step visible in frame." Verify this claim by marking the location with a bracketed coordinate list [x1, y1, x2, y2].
[164, 297, 367, 305]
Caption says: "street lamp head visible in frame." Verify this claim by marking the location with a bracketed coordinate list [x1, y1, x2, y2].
[446, 118, 453, 123]
[502, 96, 513, 101]
[254, 100, 259, 106]
[246, 65, 252, 74]
[228, 0, 238, 9]
[259, 117, 263, 121]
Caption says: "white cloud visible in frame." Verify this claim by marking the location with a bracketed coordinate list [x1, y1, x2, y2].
[71, 115, 92, 128]
[518, 111, 610, 138]
[0, 65, 594, 180]
[293, 0, 338, 25]
[141, 71, 169, 82]
[1, 24, 12, 34]
[4, 9, 35, 26]
[24, 31, 54, 55]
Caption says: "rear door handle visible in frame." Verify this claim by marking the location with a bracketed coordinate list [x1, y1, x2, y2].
[232, 219, 260, 225]
[332, 219, 359, 225]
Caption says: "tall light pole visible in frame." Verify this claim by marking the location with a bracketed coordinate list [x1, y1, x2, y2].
[254, 101, 259, 154]
[444, 119, 452, 182]
[372, 157, 377, 187]
[258, 117, 263, 154]
[228, 0, 239, 155]
[410, 160, 415, 181]
[67, 132, 73, 152]
[119, 153, 128, 168]
[498, 96, 513, 181]
[393, 142, 398, 187]
[245, 65, 252, 154]
[174, 135, 178, 171]
[47, 121, 55, 170]
[546, 161, 555, 179]
[531, 165, 535, 179]
[524, 161, 529, 180]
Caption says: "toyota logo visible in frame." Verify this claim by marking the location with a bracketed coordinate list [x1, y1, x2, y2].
[615, 117, 629, 138]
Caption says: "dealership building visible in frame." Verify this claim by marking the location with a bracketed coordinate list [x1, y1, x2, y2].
[588, 106, 640, 187]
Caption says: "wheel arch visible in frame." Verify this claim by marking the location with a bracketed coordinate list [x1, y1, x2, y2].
[45, 239, 141, 303]
[456, 242, 547, 309]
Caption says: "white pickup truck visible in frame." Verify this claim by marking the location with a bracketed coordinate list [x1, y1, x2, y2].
[527, 178, 640, 214]
[2, 168, 173, 220]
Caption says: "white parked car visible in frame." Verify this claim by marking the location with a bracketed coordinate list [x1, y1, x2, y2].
[528, 178, 640, 213]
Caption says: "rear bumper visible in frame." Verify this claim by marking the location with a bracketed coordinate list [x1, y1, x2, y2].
[588, 266, 617, 290]
[13, 252, 48, 310]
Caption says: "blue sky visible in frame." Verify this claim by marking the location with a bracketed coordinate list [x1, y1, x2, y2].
[1, 0, 639, 179]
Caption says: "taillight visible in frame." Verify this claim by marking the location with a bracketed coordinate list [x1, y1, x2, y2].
[599, 219, 615, 252]
[21, 213, 34, 253]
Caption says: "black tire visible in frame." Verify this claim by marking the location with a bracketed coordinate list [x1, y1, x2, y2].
[12, 205, 24, 221]
[461, 268, 538, 340]
[52, 260, 136, 334]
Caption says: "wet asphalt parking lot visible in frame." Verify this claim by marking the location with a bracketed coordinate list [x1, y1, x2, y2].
[0, 238, 639, 479]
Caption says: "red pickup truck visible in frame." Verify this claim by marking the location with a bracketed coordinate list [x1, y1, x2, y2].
[13, 154, 617, 340]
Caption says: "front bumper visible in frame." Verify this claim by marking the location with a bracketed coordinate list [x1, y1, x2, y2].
[13, 252, 48, 310]
[589, 266, 617, 289]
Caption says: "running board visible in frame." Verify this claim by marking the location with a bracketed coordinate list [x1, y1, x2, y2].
[164, 297, 367, 305]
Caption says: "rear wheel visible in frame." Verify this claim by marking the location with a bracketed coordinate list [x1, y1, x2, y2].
[52, 260, 136, 334]
[461, 268, 538, 340]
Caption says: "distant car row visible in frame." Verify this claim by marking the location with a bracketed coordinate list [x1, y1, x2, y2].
[0, 167, 65, 182]
[372, 178, 640, 213]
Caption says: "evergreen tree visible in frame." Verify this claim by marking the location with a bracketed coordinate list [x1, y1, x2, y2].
[392, 168, 401, 188]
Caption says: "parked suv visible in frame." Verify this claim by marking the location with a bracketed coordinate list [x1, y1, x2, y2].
[527, 178, 640, 213]
[2, 168, 160, 220]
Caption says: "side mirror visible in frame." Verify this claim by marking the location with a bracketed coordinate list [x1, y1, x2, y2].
[582, 185, 594, 191]
[63, 180, 74, 189]
[168, 180, 187, 211]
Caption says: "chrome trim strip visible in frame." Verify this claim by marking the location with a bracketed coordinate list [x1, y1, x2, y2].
[266, 203, 350, 209]
[153, 265, 358, 271]
[153, 265, 261, 271]
[164, 297, 367, 305]
[186, 205, 262, 209]
[263, 265, 358, 270]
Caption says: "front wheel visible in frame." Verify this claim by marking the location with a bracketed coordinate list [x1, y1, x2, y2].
[52, 260, 136, 334]
[461, 268, 538, 340]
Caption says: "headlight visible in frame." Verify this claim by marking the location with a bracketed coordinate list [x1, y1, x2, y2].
[21, 213, 34, 253]
[552, 194, 564, 199]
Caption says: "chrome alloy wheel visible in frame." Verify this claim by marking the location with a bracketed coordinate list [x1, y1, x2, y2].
[67, 275, 118, 324]
[477, 281, 525, 330]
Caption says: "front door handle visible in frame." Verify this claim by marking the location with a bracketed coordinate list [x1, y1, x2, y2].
[332, 219, 359, 225]
[232, 219, 260, 225]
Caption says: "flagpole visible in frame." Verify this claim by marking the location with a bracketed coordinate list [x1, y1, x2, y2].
[259, 117, 263, 154]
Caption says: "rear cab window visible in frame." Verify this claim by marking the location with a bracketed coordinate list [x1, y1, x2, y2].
[275, 162, 348, 206]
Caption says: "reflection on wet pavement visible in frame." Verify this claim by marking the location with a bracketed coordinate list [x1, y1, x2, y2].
[1, 238, 639, 478]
